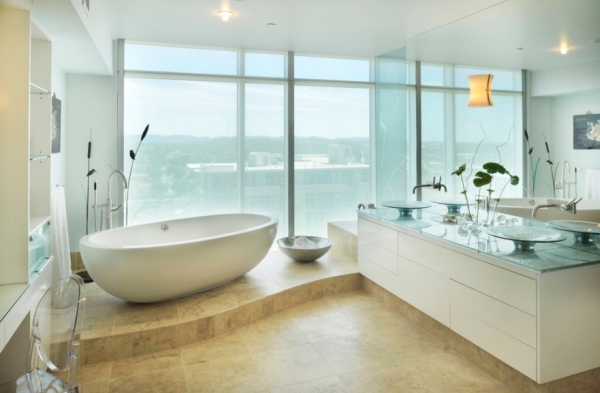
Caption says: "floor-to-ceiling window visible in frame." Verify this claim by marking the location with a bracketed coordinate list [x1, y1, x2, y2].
[293, 56, 372, 236]
[123, 43, 374, 237]
[122, 43, 523, 234]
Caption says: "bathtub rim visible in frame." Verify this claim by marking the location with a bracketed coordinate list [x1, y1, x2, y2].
[80, 213, 278, 250]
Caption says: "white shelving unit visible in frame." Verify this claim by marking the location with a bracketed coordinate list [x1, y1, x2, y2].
[29, 35, 52, 236]
[0, 10, 55, 357]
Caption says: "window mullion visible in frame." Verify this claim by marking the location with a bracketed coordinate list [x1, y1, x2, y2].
[237, 82, 245, 213]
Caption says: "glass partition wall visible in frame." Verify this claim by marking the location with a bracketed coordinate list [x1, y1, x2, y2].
[121, 42, 523, 237]
[409, 62, 524, 202]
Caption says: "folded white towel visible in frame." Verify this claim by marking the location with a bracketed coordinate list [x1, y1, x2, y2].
[293, 236, 318, 249]
[585, 169, 600, 200]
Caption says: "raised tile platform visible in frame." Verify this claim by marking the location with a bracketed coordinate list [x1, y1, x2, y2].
[81, 250, 359, 365]
[327, 220, 357, 262]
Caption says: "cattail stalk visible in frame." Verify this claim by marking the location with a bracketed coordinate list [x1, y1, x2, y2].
[126, 124, 150, 225]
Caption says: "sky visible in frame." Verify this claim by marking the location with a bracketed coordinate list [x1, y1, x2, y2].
[124, 43, 522, 146]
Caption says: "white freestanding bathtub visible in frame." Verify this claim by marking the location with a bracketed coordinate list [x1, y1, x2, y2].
[495, 198, 600, 222]
[80, 214, 278, 303]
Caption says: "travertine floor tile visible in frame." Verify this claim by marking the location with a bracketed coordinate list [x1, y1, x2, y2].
[342, 303, 412, 333]
[284, 298, 339, 319]
[325, 291, 380, 311]
[313, 335, 397, 374]
[176, 289, 238, 322]
[226, 267, 279, 291]
[110, 349, 182, 380]
[472, 384, 514, 393]
[82, 362, 113, 384]
[181, 330, 248, 365]
[405, 351, 499, 393]
[270, 375, 351, 393]
[251, 343, 336, 388]
[185, 355, 267, 393]
[113, 300, 179, 328]
[338, 365, 434, 393]
[83, 380, 110, 393]
[238, 312, 308, 353]
[291, 311, 361, 343]
[108, 367, 188, 393]
[230, 282, 283, 306]
[366, 324, 448, 363]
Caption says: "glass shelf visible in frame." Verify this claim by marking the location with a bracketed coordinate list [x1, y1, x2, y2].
[30, 82, 49, 94]
[30, 155, 50, 161]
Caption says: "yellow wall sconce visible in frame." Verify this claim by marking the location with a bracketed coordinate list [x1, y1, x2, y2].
[468, 74, 494, 108]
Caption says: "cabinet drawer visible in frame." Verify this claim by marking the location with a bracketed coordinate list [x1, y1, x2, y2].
[452, 306, 537, 380]
[397, 232, 455, 276]
[451, 281, 536, 348]
[358, 218, 397, 253]
[358, 238, 398, 275]
[451, 256, 537, 316]
[29, 257, 53, 317]
[358, 255, 397, 295]
[397, 255, 450, 326]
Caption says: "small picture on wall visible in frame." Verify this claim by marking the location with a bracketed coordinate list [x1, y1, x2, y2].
[52, 93, 61, 154]
[574, 113, 600, 150]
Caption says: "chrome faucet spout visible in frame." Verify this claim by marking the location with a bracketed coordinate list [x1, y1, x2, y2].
[532, 203, 556, 218]
[412, 184, 432, 194]
[106, 170, 129, 230]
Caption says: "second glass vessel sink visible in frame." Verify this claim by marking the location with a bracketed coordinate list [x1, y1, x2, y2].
[382, 200, 431, 217]
[430, 198, 474, 215]
[545, 220, 600, 244]
[487, 225, 567, 251]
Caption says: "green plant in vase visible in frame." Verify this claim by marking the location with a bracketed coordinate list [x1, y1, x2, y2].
[475, 162, 520, 225]
[451, 163, 473, 220]
[472, 171, 492, 224]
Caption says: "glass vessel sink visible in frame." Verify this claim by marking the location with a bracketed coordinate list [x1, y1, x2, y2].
[382, 200, 431, 217]
[430, 198, 474, 215]
[545, 220, 600, 244]
[486, 225, 567, 251]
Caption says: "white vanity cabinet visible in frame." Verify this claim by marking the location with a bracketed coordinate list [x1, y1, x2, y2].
[358, 213, 600, 384]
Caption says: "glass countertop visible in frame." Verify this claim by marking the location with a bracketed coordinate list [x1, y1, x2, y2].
[358, 206, 600, 274]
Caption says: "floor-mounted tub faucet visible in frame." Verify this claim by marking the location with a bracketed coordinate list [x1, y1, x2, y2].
[106, 170, 128, 230]
[412, 177, 447, 194]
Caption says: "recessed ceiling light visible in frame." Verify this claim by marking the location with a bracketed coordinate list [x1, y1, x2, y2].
[267, 23, 275, 26]
[560, 46, 568, 55]
[593, 38, 600, 44]
[516, 47, 523, 51]
[218, 10, 233, 21]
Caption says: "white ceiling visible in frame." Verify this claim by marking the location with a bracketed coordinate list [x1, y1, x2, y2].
[406, 0, 600, 71]
[99, 0, 507, 58]
[3, 0, 600, 73]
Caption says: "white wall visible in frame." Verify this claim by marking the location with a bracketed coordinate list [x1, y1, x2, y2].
[549, 91, 600, 198]
[51, 63, 67, 188]
[532, 59, 600, 97]
[65, 42, 118, 251]
[528, 90, 600, 198]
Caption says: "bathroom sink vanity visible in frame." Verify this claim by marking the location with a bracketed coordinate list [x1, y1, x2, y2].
[358, 207, 600, 384]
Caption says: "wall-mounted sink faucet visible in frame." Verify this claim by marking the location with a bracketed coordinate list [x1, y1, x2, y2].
[412, 177, 447, 194]
[532, 197, 582, 218]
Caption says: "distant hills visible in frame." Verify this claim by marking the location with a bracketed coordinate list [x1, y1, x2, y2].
[125, 134, 369, 144]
